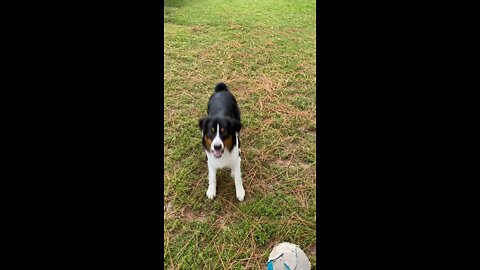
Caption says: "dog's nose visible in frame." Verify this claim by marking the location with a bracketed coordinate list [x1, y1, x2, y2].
[214, 144, 222, 150]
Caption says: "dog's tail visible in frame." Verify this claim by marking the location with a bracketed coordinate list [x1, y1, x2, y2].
[214, 82, 229, 93]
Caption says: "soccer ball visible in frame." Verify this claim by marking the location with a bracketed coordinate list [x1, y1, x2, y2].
[267, 242, 311, 270]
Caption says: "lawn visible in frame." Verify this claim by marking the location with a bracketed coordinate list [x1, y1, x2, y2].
[164, 0, 316, 269]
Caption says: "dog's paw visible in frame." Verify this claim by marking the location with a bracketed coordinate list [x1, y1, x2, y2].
[206, 187, 216, 200]
[236, 187, 245, 201]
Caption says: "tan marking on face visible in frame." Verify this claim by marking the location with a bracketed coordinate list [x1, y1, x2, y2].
[204, 135, 212, 150]
[211, 127, 215, 133]
[223, 135, 233, 151]
[221, 127, 224, 133]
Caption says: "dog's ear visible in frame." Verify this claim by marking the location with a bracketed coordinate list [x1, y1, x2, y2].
[198, 117, 209, 131]
[231, 119, 242, 132]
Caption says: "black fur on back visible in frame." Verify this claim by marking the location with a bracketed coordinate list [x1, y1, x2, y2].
[207, 83, 241, 122]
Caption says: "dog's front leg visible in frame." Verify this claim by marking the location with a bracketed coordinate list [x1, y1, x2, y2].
[232, 161, 245, 201]
[206, 165, 217, 199]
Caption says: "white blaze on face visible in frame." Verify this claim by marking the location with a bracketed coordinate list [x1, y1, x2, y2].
[211, 124, 224, 157]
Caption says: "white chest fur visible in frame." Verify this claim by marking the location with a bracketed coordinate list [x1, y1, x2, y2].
[206, 145, 240, 169]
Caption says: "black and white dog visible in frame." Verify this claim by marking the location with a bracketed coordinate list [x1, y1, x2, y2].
[198, 82, 245, 201]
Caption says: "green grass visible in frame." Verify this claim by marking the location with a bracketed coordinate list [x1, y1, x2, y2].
[164, 0, 316, 269]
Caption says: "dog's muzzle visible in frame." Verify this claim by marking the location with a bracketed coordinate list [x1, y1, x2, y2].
[213, 144, 223, 158]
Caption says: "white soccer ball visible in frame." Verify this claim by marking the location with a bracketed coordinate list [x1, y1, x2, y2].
[267, 242, 311, 270]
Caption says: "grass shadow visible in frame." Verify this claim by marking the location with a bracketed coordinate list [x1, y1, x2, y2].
[164, 0, 189, 24]
[164, 0, 187, 7]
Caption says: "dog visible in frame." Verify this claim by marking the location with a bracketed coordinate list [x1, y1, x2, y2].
[198, 82, 245, 201]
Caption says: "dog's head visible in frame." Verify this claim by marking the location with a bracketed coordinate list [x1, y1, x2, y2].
[199, 116, 241, 158]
